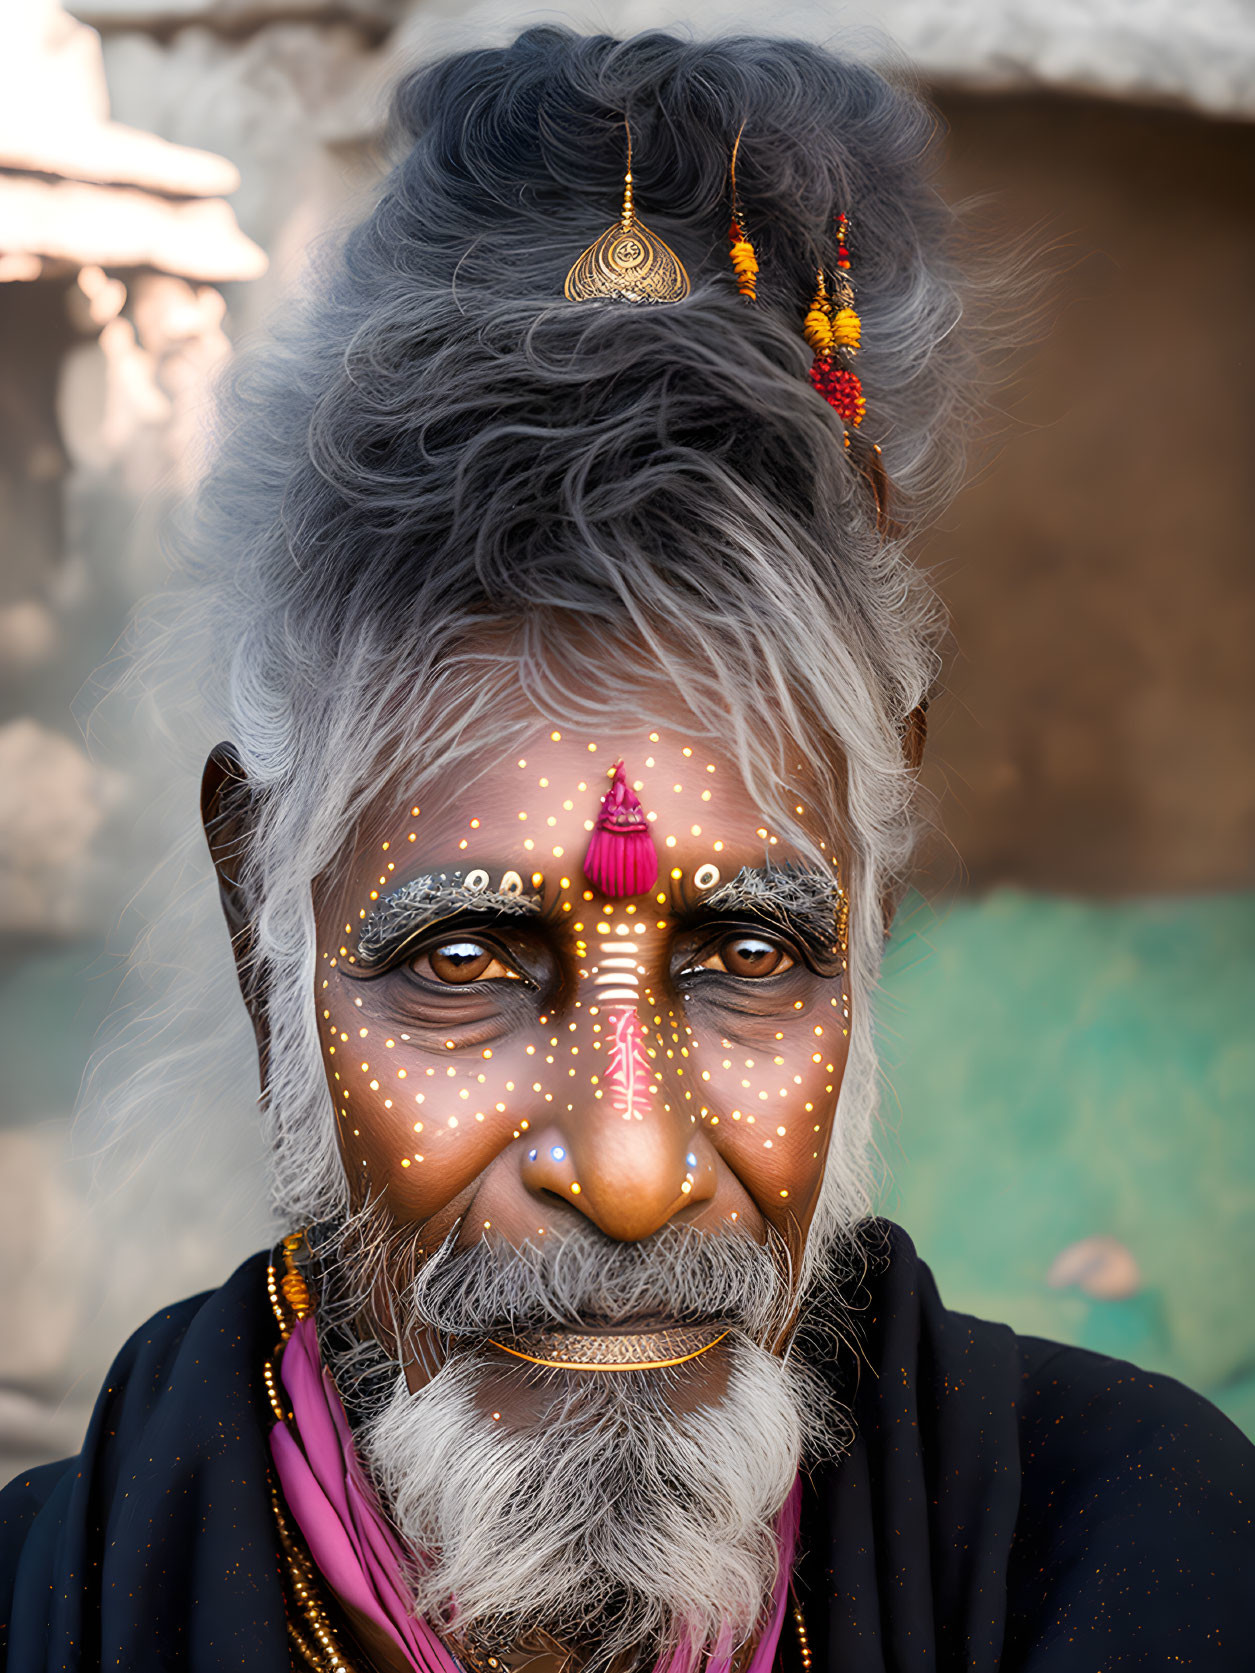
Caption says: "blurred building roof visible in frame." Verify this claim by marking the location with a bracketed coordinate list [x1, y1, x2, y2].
[70, 0, 403, 26]
[0, 0, 264, 282]
[854, 0, 1255, 119]
[360, 0, 1255, 126]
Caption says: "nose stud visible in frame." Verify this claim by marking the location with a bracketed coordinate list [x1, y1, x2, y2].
[521, 1135, 582, 1201]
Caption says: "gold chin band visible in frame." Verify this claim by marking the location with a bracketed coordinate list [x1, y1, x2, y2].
[487, 1324, 729, 1372]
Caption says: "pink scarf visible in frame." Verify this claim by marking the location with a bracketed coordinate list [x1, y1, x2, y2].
[270, 1318, 803, 1673]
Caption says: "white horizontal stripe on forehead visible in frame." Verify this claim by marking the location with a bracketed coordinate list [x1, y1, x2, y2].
[591, 945, 642, 1001]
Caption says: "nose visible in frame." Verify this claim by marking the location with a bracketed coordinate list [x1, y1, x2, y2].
[520, 1007, 715, 1241]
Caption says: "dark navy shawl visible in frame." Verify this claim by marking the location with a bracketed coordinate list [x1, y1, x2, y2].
[3, 1222, 1251, 1670]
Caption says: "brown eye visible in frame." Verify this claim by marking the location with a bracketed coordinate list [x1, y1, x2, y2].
[416, 940, 520, 985]
[700, 935, 794, 979]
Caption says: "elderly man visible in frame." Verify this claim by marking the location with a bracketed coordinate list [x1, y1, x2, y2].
[1, 26, 1251, 1673]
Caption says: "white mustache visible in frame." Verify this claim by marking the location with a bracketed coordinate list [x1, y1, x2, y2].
[399, 1221, 795, 1343]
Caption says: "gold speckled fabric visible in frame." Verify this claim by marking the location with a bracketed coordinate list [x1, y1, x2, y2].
[0, 1252, 291, 1671]
[801, 1222, 1255, 1667]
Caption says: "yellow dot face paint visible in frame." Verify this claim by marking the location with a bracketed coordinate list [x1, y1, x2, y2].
[314, 717, 851, 1265]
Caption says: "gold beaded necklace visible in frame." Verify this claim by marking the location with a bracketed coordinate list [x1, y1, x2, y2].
[273, 1478, 360, 1672]
[789, 1603, 812, 1673]
[265, 1240, 812, 1673]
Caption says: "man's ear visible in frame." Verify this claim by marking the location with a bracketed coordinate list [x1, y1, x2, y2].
[201, 743, 269, 1085]
[881, 703, 929, 938]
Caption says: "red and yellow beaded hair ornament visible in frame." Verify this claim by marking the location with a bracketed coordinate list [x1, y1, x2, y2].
[803, 213, 893, 530]
[804, 213, 866, 432]
[727, 123, 758, 302]
[583, 759, 659, 898]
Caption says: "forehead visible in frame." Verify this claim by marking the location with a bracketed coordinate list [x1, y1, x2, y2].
[360, 717, 810, 871]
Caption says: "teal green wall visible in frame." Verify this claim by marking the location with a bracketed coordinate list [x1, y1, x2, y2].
[878, 890, 1255, 1436]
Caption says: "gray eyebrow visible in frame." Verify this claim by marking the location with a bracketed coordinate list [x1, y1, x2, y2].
[700, 863, 848, 961]
[355, 871, 543, 969]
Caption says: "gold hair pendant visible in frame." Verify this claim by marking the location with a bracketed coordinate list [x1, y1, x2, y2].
[564, 123, 690, 305]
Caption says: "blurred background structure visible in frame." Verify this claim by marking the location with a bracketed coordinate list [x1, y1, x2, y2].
[0, 0, 1252, 1479]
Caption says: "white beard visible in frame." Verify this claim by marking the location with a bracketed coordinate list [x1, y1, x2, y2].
[359, 1335, 829, 1672]
[322, 1223, 848, 1673]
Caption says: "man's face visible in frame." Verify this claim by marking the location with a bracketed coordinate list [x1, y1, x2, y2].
[302, 708, 853, 1659]
[314, 712, 850, 1355]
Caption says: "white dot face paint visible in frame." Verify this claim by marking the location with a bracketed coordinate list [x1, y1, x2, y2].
[313, 714, 851, 1266]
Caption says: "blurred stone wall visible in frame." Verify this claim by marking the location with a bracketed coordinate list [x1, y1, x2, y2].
[0, 0, 273, 1475]
[923, 93, 1255, 895]
[0, 0, 1251, 1478]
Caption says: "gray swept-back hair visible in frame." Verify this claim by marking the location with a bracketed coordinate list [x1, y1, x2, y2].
[85, 28, 979, 1272]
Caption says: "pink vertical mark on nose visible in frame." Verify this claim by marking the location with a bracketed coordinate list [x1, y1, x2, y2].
[607, 1006, 652, 1121]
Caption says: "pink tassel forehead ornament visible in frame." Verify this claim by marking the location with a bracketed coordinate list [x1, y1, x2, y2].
[583, 760, 659, 899]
